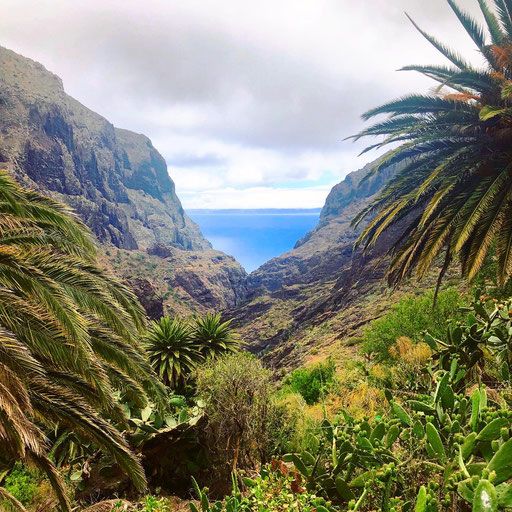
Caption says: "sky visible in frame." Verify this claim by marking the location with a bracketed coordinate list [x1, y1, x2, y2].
[0, 0, 486, 209]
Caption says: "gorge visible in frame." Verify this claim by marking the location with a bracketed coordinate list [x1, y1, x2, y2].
[0, 44, 422, 369]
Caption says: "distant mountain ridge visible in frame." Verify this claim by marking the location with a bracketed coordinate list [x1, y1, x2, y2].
[0, 45, 209, 251]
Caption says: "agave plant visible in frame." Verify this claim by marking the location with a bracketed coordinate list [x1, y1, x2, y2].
[145, 317, 204, 388]
[192, 313, 239, 359]
[0, 170, 165, 511]
[351, 0, 512, 291]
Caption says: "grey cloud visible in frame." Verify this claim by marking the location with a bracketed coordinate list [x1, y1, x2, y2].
[167, 153, 227, 168]
[0, 0, 489, 206]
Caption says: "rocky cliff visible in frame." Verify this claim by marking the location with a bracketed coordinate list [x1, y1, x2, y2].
[0, 45, 248, 313]
[0, 45, 208, 251]
[227, 157, 448, 368]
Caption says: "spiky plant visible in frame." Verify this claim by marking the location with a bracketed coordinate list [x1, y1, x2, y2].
[351, 0, 512, 291]
[0, 170, 166, 511]
[145, 317, 204, 388]
[192, 313, 239, 359]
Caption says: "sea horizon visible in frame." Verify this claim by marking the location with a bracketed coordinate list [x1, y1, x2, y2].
[187, 208, 321, 272]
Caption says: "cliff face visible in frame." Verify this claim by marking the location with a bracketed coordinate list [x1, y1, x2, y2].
[245, 160, 399, 294]
[0, 45, 208, 251]
[228, 157, 416, 367]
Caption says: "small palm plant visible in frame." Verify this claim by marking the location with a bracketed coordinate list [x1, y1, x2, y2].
[351, 0, 512, 291]
[192, 313, 239, 359]
[145, 317, 204, 388]
[0, 169, 165, 511]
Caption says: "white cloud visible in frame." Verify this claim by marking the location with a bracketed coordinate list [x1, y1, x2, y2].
[181, 184, 336, 209]
[0, 0, 488, 208]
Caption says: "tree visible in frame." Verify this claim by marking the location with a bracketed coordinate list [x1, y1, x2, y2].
[196, 353, 272, 473]
[0, 170, 165, 511]
[145, 316, 203, 388]
[192, 313, 239, 359]
[351, 0, 512, 291]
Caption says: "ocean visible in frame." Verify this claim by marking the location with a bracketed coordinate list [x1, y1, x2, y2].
[187, 209, 321, 273]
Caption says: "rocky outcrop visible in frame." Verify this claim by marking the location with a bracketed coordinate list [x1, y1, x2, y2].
[244, 158, 400, 295]
[228, 156, 410, 367]
[100, 247, 247, 316]
[0, 45, 209, 251]
[126, 277, 164, 320]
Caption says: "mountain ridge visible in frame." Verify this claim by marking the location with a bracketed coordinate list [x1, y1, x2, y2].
[0, 45, 248, 314]
[0, 45, 208, 251]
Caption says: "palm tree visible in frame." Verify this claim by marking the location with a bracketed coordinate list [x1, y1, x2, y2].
[351, 0, 512, 291]
[145, 317, 204, 388]
[0, 170, 165, 511]
[192, 313, 239, 359]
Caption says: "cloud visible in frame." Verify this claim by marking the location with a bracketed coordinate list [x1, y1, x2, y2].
[0, 0, 487, 208]
[181, 184, 337, 209]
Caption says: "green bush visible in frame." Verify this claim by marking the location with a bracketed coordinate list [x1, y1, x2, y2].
[283, 359, 336, 405]
[2, 462, 38, 506]
[196, 352, 274, 472]
[190, 466, 337, 512]
[282, 295, 512, 512]
[361, 287, 463, 362]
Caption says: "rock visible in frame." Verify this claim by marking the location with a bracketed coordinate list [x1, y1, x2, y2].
[0, 45, 210, 251]
[147, 243, 174, 259]
[126, 277, 164, 320]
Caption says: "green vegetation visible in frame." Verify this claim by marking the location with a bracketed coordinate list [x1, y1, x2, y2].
[7, 2, 512, 512]
[1, 463, 38, 507]
[279, 296, 512, 512]
[196, 352, 274, 472]
[145, 317, 203, 388]
[351, 0, 512, 291]
[190, 468, 337, 512]
[0, 169, 165, 510]
[145, 314, 238, 389]
[282, 359, 336, 404]
[192, 313, 240, 359]
[360, 288, 463, 361]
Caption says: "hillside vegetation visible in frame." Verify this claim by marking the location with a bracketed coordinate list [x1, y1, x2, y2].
[5, 1, 512, 512]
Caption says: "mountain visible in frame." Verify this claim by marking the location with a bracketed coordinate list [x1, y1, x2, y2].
[227, 158, 452, 368]
[0, 45, 208, 251]
[0, 46, 247, 312]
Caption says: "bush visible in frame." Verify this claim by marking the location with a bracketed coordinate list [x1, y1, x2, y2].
[190, 464, 337, 512]
[283, 359, 336, 405]
[361, 287, 463, 362]
[2, 462, 38, 506]
[196, 352, 273, 473]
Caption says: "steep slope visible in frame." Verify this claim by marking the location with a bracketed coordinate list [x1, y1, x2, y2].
[245, 160, 398, 293]
[0, 45, 207, 250]
[228, 158, 454, 368]
[0, 46, 248, 312]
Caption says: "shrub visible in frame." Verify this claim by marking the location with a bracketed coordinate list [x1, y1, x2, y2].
[361, 287, 463, 362]
[282, 295, 512, 512]
[2, 463, 38, 506]
[145, 317, 203, 389]
[190, 464, 337, 512]
[283, 359, 336, 405]
[196, 353, 273, 473]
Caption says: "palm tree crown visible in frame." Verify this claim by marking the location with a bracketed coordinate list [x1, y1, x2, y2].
[192, 313, 239, 359]
[145, 317, 203, 388]
[351, 0, 512, 289]
[0, 170, 165, 511]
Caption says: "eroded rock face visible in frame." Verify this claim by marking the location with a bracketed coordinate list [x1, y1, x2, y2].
[126, 277, 164, 320]
[227, 156, 405, 366]
[244, 159, 401, 294]
[0, 45, 209, 251]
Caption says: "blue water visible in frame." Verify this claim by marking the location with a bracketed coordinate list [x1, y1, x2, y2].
[187, 209, 321, 273]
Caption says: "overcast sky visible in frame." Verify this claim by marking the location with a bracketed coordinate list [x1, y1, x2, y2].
[1, 0, 486, 208]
